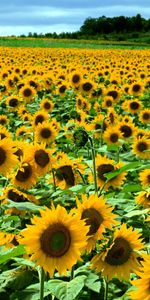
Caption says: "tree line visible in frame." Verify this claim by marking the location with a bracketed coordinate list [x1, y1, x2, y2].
[20, 14, 150, 39]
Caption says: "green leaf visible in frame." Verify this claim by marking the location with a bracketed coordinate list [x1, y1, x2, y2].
[0, 245, 26, 264]
[47, 275, 86, 300]
[84, 273, 101, 293]
[122, 184, 142, 192]
[3, 200, 43, 212]
[105, 161, 141, 181]
[124, 209, 149, 218]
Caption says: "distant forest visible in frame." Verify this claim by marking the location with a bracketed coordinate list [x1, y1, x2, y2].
[20, 14, 150, 39]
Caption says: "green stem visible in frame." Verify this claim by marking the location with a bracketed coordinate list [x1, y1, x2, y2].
[70, 265, 74, 280]
[104, 277, 108, 300]
[52, 169, 56, 192]
[40, 268, 45, 300]
[88, 136, 98, 195]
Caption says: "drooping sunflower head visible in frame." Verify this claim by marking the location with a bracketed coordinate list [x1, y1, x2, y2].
[20, 205, 89, 276]
[0, 126, 12, 140]
[135, 190, 150, 208]
[1, 186, 38, 205]
[91, 223, 144, 281]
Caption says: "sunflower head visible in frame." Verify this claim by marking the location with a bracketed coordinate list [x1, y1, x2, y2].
[20, 205, 89, 276]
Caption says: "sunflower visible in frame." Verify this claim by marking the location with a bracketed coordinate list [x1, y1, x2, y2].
[88, 154, 127, 191]
[0, 231, 20, 248]
[57, 82, 68, 96]
[75, 194, 118, 252]
[0, 83, 7, 96]
[128, 254, 150, 300]
[34, 121, 57, 144]
[32, 143, 55, 176]
[118, 121, 136, 140]
[20, 205, 88, 277]
[132, 137, 150, 160]
[32, 110, 49, 128]
[19, 84, 36, 102]
[1, 186, 38, 205]
[0, 126, 12, 140]
[106, 87, 120, 102]
[51, 155, 85, 190]
[135, 190, 150, 208]
[91, 223, 144, 281]
[122, 99, 142, 114]
[70, 71, 83, 88]
[139, 169, 150, 187]
[11, 157, 37, 189]
[102, 96, 114, 109]
[16, 125, 32, 140]
[80, 80, 94, 96]
[0, 138, 18, 176]
[139, 109, 150, 124]
[129, 82, 144, 96]
[6, 95, 21, 111]
[103, 125, 123, 145]
[40, 98, 54, 113]
[0, 115, 8, 126]
[106, 107, 119, 126]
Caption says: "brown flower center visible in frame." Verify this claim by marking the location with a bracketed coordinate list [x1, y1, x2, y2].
[40, 224, 71, 257]
[106, 100, 112, 107]
[0, 147, 6, 165]
[97, 164, 114, 181]
[56, 165, 75, 186]
[137, 142, 148, 152]
[105, 238, 132, 265]
[82, 82, 93, 92]
[35, 149, 50, 167]
[81, 208, 103, 236]
[9, 98, 19, 107]
[107, 90, 118, 100]
[16, 164, 32, 182]
[132, 84, 141, 92]
[120, 125, 132, 138]
[110, 133, 119, 143]
[44, 102, 51, 109]
[35, 115, 45, 125]
[72, 74, 80, 84]
[40, 128, 51, 139]
[8, 189, 28, 202]
[23, 88, 32, 97]
[130, 101, 140, 110]
[143, 113, 149, 120]
[59, 85, 66, 94]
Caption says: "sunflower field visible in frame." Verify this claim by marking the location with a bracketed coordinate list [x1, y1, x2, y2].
[0, 46, 150, 300]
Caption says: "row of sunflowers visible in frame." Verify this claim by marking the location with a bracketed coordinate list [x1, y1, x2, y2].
[0, 47, 150, 300]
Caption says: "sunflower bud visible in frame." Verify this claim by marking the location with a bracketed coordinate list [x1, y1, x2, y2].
[73, 128, 89, 147]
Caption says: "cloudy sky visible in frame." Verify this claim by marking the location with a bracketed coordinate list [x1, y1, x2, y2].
[1, 0, 150, 36]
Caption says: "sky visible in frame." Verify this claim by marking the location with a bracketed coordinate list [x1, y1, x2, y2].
[0, 0, 150, 36]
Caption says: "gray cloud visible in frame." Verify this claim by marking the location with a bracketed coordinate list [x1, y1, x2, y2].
[0, 1, 149, 36]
